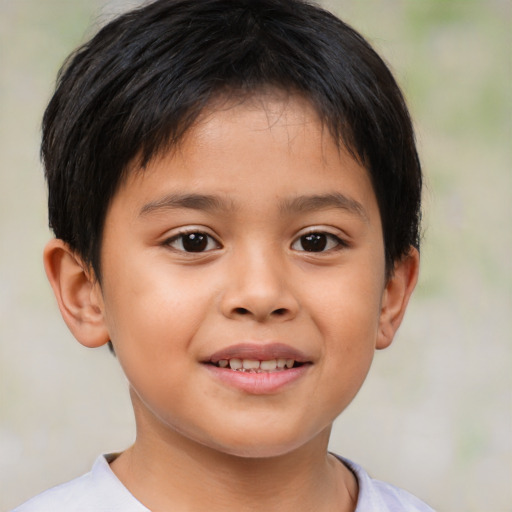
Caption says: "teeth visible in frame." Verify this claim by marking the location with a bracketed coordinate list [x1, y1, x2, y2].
[260, 359, 277, 371]
[219, 358, 296, 372]
[229, 358, 243, 370]
[242, 359, 260, 370]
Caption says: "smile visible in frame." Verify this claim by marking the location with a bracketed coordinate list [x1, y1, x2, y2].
[213, 358, 300, 372]
[204, 343, 312, 393]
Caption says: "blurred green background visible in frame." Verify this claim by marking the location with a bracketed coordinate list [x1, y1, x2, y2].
[0, 1, 510, 510]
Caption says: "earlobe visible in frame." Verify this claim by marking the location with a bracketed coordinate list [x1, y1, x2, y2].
[376, 248, 420, 350]
[43, 239, 110, 348]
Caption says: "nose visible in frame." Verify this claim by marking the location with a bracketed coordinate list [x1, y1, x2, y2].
[220, 247, 299, 323]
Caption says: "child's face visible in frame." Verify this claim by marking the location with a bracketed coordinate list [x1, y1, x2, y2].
[93, 94, 400, 457]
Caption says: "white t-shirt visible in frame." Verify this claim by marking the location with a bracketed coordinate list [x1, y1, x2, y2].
[12, 454, 435, 512]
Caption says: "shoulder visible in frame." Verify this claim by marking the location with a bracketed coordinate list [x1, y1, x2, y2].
[337, 456, 436, 512]
[10, 455, 149, 512]
[11, 472, 93, 512]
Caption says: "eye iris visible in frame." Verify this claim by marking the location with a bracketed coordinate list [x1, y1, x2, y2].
[182, 233, 208, 252]
[301, 233, 327, 252]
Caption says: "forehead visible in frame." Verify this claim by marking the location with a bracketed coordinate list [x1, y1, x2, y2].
[124, 90, 353, 177]
[112, 92, 377, 221]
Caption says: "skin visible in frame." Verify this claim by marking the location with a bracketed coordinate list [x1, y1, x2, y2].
[44, 93, 419, 512]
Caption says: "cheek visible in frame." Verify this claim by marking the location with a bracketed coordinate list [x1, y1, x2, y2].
[100, 262, 213, 389]
[317, 298, 379, 416]
[305, 266, 384, 398]
[105, 255, 209, 330]
[309, 267, 384, 340]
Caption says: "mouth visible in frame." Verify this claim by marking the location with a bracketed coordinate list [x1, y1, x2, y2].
[204, 342, 312, 372]
[208, 358, 305, 373]
[203, 343, 312, 394]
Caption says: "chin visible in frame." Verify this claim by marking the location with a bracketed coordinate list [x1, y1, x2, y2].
[212, 445, 301, 461]
[201, 426, 322, 460]
[221, 443, 297, 459]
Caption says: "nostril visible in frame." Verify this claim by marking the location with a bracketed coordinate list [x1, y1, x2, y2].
[230, 306, 291, 319]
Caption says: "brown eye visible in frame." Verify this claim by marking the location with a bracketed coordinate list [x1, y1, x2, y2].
[182, 233, 208, 252]
[301, 233, 327, 252]
[291, 232, 345, 252]
[166, 232, 220, 252]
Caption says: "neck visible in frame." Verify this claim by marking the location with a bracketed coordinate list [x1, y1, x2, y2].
[111, 395, 358, 512]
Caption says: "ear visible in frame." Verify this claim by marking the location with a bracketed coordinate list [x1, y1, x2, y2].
[43, 239, 110, 348]
[376, 248, 420, 350]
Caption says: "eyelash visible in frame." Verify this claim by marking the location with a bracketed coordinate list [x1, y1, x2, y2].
[163, 229, 348, 254]
[164, 230, 221, 253]
[291, 231, 348, 253]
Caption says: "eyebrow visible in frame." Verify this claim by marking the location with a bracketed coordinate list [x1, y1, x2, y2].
[139, 191, 368, 222]
[280, 193, 369, 222]
[139, 193, 234, 217]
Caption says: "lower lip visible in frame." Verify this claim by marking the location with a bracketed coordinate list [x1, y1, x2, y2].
[204, 364, 311, 394]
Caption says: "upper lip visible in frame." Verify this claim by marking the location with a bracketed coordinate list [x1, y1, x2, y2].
[206, 343, 311, 363]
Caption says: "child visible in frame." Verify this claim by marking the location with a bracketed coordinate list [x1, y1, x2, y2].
[13, 0, 434, 510]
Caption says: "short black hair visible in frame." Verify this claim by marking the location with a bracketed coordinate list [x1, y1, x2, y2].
[42, 0, 422, 279]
